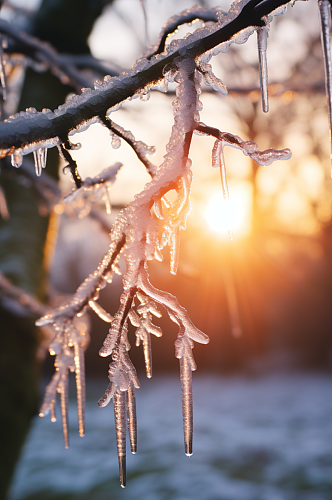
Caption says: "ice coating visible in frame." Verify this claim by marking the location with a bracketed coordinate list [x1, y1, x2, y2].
[101, 119, 157, 176]
[319, 0, 332, 170]
[197, 123, 292, 166]
[36, 211, 127, 326]
[198, 62, 228, 94]
[88, 300, 113, 322]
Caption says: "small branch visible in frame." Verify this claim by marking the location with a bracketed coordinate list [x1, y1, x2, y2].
[58, 144, 82, 188]
[195, 122, 291, 165]
[100, 115, 157, 177]
[146, 6, 220, 59]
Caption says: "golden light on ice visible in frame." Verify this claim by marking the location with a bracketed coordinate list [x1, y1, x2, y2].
[204, 182, 252, 238]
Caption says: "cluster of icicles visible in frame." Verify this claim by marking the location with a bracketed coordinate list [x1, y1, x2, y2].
[4, 0, 321, 488]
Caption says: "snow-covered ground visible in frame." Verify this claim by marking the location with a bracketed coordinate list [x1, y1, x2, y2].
[8, 373, 332, 500]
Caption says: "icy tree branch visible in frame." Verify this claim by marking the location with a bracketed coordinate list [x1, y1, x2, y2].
[0, 0, 290, 157]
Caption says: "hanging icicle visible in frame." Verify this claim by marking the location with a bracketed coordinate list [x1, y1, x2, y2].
[257, 23, 269, 113]
[318, 0, 332, 172]
[33, 148, 48, 176]
[212, 139, 233, 240]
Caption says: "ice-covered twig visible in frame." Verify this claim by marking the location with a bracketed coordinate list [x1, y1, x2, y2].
[36, 212, 127, 326]
[100, 116, 157, 177]
[146, 5, 220, 59]
[318, 0, 332, 170]
[196, 123, 292, 165]
[64, 163, 122, 216]
[58, 143, 82, 188]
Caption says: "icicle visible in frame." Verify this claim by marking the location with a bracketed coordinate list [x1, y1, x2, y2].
[212, 140, 233, 240]
[11, 150, 23, 168]
[88, 299, 113, 323]
[127, 382, 137, 454]
[319, 0, 332, 171]
[141, 328, 153, 378]
[59, 372, 69, 449]
[98, 381, 115, 407]
[74, 343, 85, 437]
[113, 389, 127, 488]
[179, 355, 193, 456]
[103, 183, 112, 214]
[257, 25, 269, 113]
[170, 227, 180, 275]
[50, 399, 56, 422]
[33, 148, 47, 176]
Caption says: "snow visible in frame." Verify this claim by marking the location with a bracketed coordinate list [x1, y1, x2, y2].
[8, 373, 332, 499]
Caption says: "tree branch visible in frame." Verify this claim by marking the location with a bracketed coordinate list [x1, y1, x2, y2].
[0, 0, 290, 156]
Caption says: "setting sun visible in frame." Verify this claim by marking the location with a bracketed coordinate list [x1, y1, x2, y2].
[204, 182, 252, 238]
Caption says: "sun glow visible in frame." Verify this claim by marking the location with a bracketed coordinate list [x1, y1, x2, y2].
[204, 182, 252, 238]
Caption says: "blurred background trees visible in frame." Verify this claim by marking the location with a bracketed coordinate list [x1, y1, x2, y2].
[1, 0, 332, 498]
